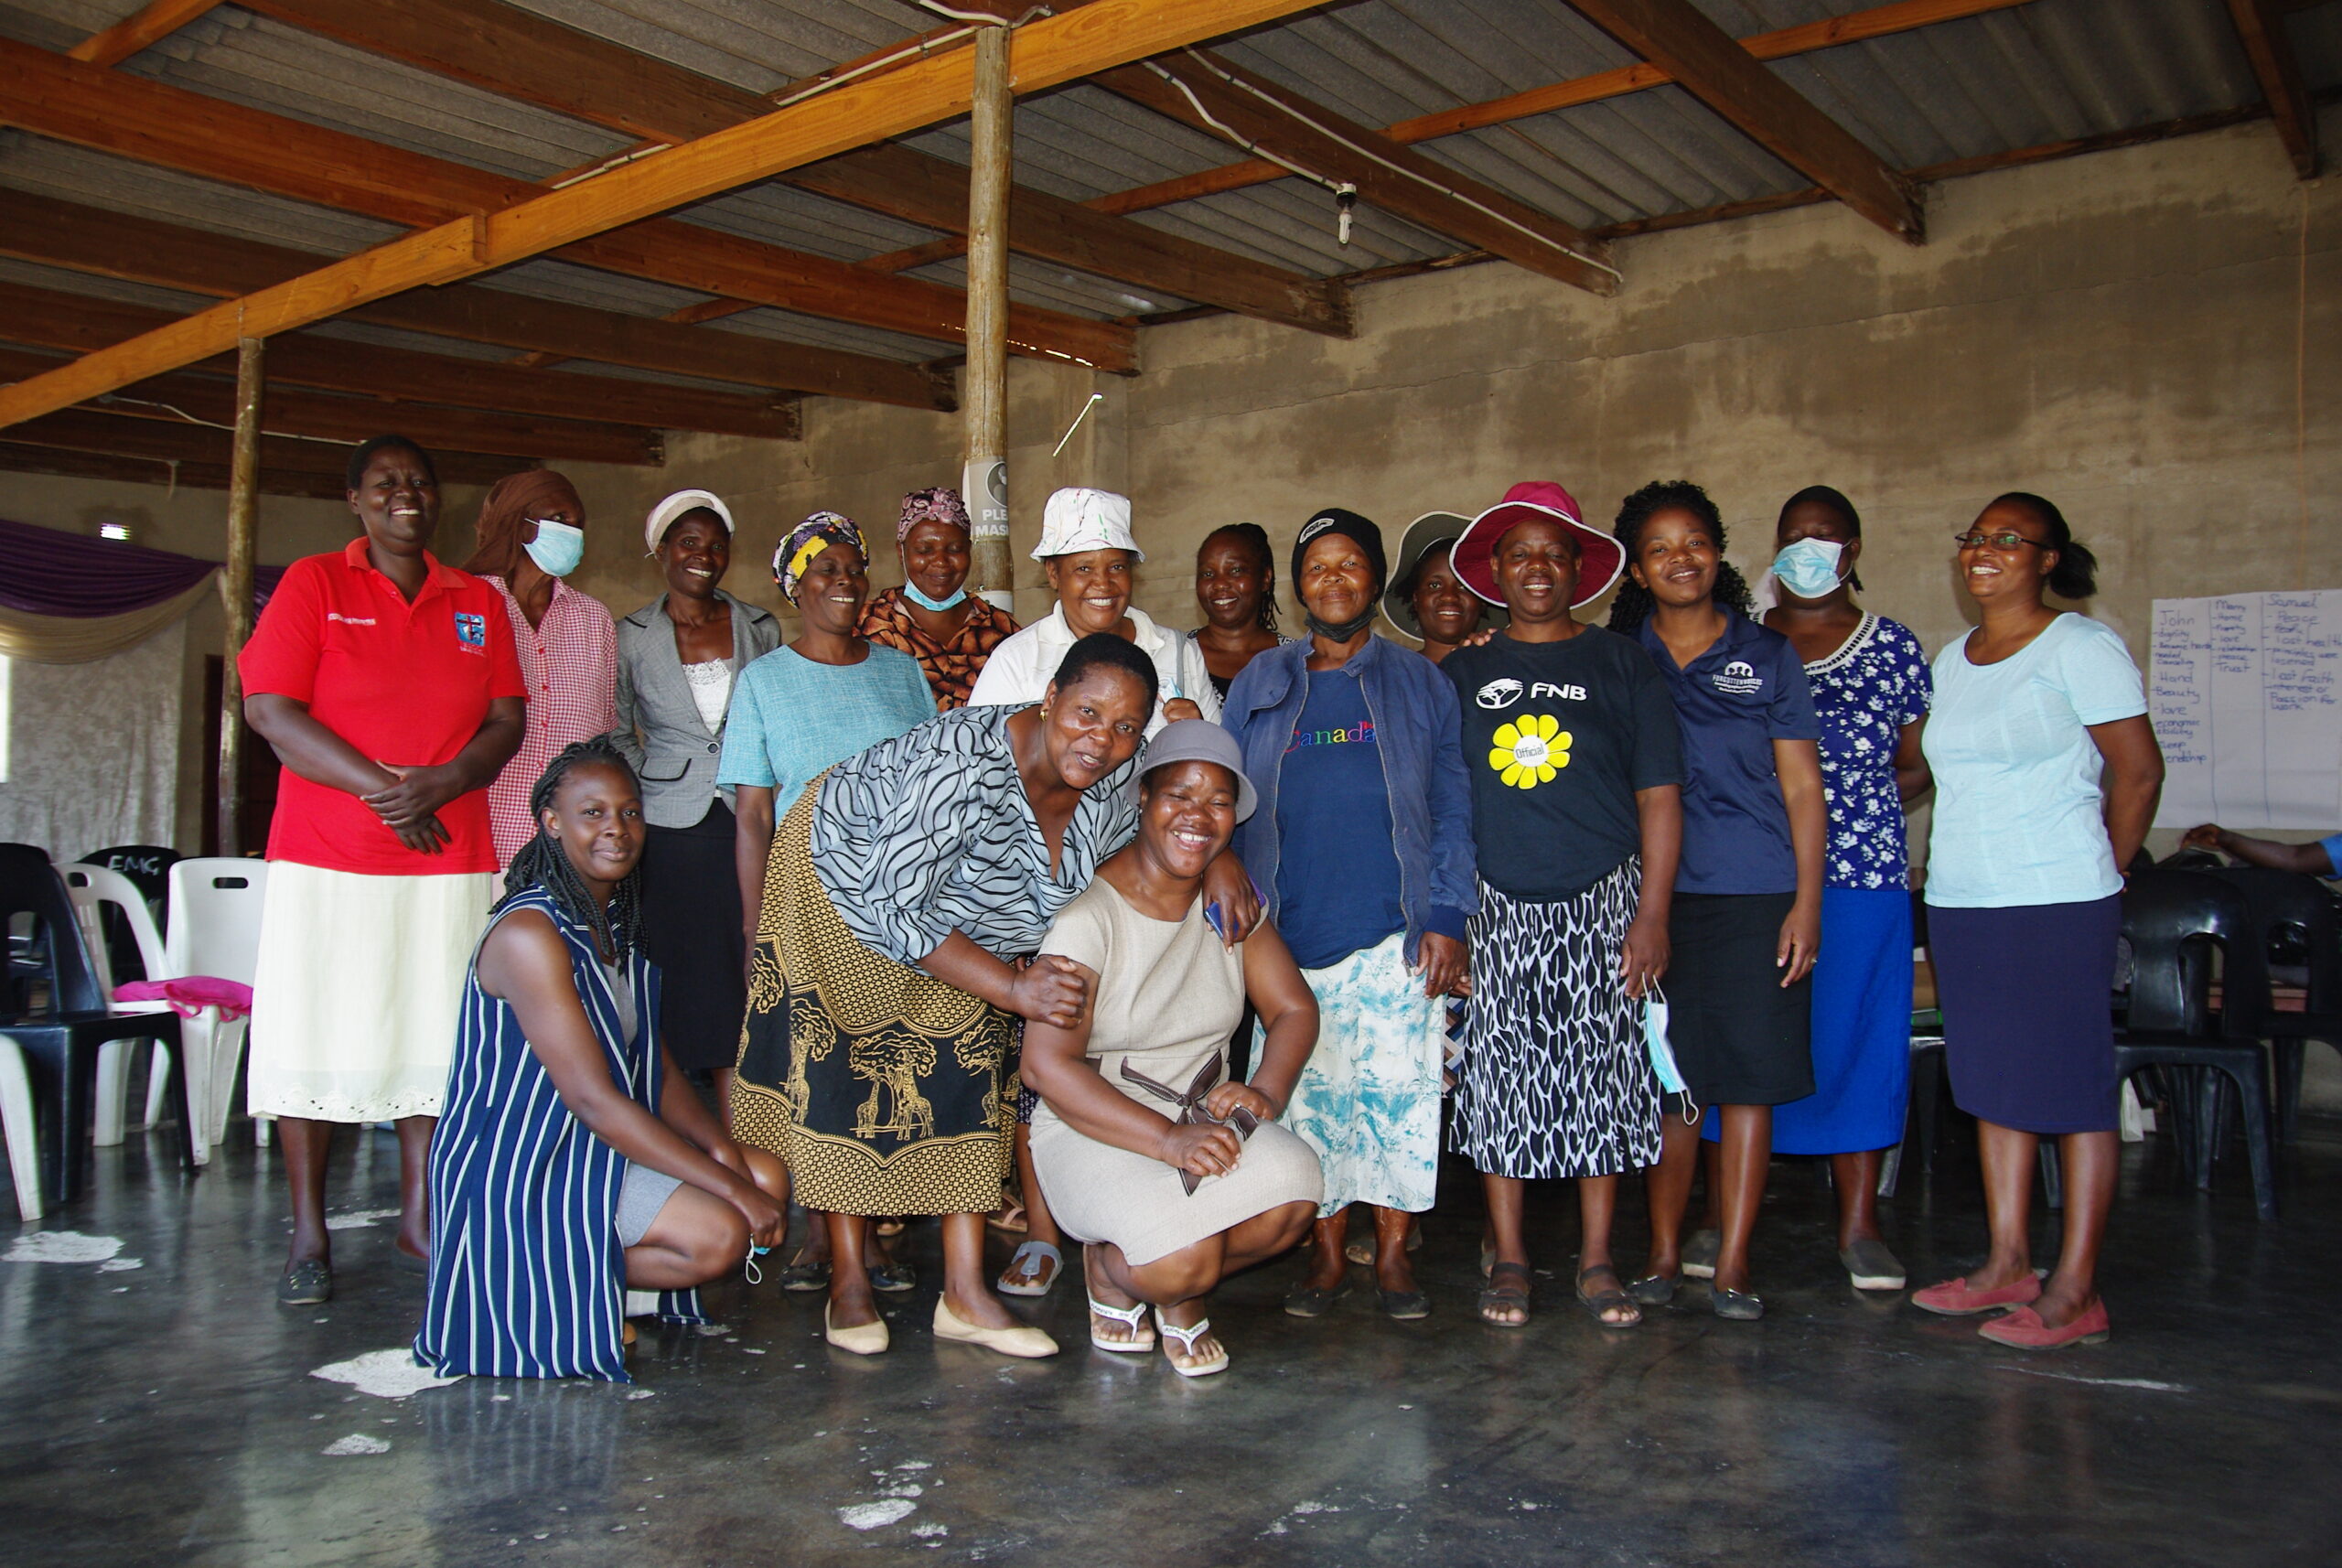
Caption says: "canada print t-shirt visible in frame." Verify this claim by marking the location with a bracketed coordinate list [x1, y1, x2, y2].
[1273, 666, 1405, 969]
[1442, 627, 1682, 903]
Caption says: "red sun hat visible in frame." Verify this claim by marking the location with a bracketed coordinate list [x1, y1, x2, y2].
[1451, 480, 1625, 610]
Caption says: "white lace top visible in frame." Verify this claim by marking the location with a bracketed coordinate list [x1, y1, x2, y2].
[682, 657, 736, 735]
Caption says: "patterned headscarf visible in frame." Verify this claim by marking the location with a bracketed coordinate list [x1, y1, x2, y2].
[898, 487, 971, 545]
[772, 510, 865, 602]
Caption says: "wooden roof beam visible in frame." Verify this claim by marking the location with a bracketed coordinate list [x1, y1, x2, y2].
[1097, 54, 1618, 295]
[0, 345, 659, 466]
[0, 0, 1325, 427]
[5, 407, 531, 487]
[1561, 0, 1924, 242]
[67, 0, 227, 69]
[0, 279, 799, 440]
[0, 440, 348, 499]
[0, 36, 1129, 375]
[240, 0, 1348, 337]
[2226, 0, 2320, 177]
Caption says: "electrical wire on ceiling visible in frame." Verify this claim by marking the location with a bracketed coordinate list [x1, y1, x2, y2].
[1157, 49, 1620, 282]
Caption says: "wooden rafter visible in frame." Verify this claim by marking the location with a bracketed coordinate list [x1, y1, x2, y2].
[66, 0, 226, 68]
[0, 346, 658, 466]
[1560, 0, 1924, 242]
[0, 188, 946, 411]
[2226, 0, 2320, 177]
[0, 279, 799, 441]
[0, 0, 1328, 427]
[1098, 55, 1618, 295]
[238, 0, 1348, 337]
[0, 37, 1132, 375]
[8, 407, 530, 487]
[0, 441, 349, 500]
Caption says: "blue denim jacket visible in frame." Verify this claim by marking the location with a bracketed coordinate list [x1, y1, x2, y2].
[1221, 634, 1477, 967]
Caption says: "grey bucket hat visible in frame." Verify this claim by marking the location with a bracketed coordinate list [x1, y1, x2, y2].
[1382, 510, 1509, 641]
[1133, 718, 1258, 822]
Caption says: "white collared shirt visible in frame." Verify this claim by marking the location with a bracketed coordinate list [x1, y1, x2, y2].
[964, 604, 1219, 737]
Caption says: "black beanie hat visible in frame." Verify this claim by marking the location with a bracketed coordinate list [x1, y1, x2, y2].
[1291, 507, 1387, 596]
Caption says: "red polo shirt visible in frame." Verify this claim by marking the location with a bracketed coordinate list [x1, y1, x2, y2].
[240, 537, 526, 875]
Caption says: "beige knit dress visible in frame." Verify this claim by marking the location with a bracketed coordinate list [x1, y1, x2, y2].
[1028, 879, 1322, 1265]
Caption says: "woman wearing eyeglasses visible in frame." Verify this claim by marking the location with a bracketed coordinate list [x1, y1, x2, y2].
[1912, 494, 2162, 1350]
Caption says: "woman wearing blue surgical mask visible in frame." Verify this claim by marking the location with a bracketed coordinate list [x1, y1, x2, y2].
[467, 469, 619, 871]
[1676, 487, 1933, 1294]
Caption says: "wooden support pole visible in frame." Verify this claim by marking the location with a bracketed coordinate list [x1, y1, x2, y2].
[216, 336, 261, 857]
[962, 23, 1014, 612]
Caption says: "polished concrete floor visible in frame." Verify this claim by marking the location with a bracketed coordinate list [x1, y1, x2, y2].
[1, 1115, 2336, 1567]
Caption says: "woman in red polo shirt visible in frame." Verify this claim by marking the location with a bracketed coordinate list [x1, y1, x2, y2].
[241, 435, 526, 1308]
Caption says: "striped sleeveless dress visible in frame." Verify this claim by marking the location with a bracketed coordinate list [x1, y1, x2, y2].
[414, 886, 705, 1382]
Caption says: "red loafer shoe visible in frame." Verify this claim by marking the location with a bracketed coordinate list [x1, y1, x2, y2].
[1911, 1271, 2043, 1316]
[1978, 1300, 2111, 1349]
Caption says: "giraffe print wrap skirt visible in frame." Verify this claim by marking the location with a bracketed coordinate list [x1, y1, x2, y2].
[731, 779, 1016, 1217]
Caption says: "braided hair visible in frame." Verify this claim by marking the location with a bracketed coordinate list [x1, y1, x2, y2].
[1201, 522, 1282, 636]
[497, 736, 643, 961]
[1605, 479, 1756, 638]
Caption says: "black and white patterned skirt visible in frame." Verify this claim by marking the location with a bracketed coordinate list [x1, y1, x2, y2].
[1449, 861, 1660, 1180]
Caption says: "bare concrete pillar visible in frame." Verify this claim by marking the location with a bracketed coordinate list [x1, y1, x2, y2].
[962, 22, 1013, 611]
[216, 335, 262, 856]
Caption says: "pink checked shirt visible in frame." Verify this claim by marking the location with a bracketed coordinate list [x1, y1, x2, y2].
[484, 576, 618, 869]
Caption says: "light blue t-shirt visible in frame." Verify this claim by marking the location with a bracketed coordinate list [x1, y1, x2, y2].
[715, 644, 935, 806]
[1923, 614, 2147, 909]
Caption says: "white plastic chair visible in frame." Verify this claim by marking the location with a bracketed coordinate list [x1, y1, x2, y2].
[166, 859, 269, 1155]
[0, 1037, 40, 1220]
[60, 865, 191, 1160]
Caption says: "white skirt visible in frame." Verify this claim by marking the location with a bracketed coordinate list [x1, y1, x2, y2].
[248, 862, 492, 1122]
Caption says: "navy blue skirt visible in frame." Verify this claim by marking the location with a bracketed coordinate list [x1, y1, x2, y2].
[1928, 895, 2121, 1135]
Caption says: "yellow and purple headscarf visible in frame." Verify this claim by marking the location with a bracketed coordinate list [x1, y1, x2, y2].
[772, 510, 865, 602]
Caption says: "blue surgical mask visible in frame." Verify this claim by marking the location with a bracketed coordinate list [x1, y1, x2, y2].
[1770, 537, 1845, 600]
[523, 519, 586, 578]
[903, 581, 968, 612]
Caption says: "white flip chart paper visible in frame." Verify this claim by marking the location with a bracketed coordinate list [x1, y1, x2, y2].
[2150, 591, 2342, 830]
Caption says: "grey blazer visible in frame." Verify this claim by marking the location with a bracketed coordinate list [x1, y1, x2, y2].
[612, 589, 781, 830]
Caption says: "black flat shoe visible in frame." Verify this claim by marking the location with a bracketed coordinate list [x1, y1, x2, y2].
[1626, 1273, 1677, 1307]
[278, 1259, 331, 1306]
[1283, 1283, 1349, 1318]
[1378, 1288, 1431, 1321]
[1712, 1286, 1765, 1321]
[869, 1259, 918, 1294]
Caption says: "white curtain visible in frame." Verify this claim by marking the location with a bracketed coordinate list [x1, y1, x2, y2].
[0, 620, 185, 857]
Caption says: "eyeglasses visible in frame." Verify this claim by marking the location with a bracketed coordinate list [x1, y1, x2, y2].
[1951, 530, 2048, 552]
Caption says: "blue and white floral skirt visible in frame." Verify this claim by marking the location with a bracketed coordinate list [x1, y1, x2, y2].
[1274, 930, 1445, 1216]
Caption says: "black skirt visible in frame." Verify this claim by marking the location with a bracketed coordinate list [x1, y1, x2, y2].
[1665, 892, 1815, 1107]
[639, 799, 748, 1073]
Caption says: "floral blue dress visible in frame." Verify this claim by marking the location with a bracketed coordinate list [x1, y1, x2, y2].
[1734, 612, 1933, 1154]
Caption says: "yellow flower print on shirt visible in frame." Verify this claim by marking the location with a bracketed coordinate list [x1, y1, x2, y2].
[1490, 714, 1570, 789]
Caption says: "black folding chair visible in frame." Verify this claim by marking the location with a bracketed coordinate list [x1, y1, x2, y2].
[0, 843, 194, 1208]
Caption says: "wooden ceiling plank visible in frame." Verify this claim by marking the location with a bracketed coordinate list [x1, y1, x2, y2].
[1097, 56, 1618, 295]
[0, 36, 1128, 373]
[1560, 0, 1924, 242]
[0, 279, 800, 439]
[2225, 0, 2320, 177]
[66, 0, 228, 69]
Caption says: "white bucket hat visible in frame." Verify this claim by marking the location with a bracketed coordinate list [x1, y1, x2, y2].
[1032, 486, 1143, 563]
[644, 489, 735, 554]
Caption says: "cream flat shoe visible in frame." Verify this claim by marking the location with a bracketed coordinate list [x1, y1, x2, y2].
[932, 1295, 1058, 1359]
[823, 1303, 889, 1356]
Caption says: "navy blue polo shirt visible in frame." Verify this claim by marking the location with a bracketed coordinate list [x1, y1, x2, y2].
[1637, 608, 1820, 896]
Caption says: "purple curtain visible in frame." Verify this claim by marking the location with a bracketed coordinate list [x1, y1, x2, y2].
[0, 515, 285, 618]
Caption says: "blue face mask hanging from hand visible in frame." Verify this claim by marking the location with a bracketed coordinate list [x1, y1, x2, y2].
[523, 519, 586, 578]
[1768, 537, 1845, 600]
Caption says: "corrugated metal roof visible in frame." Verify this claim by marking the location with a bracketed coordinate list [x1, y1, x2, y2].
[0, 0, 2332, 400]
